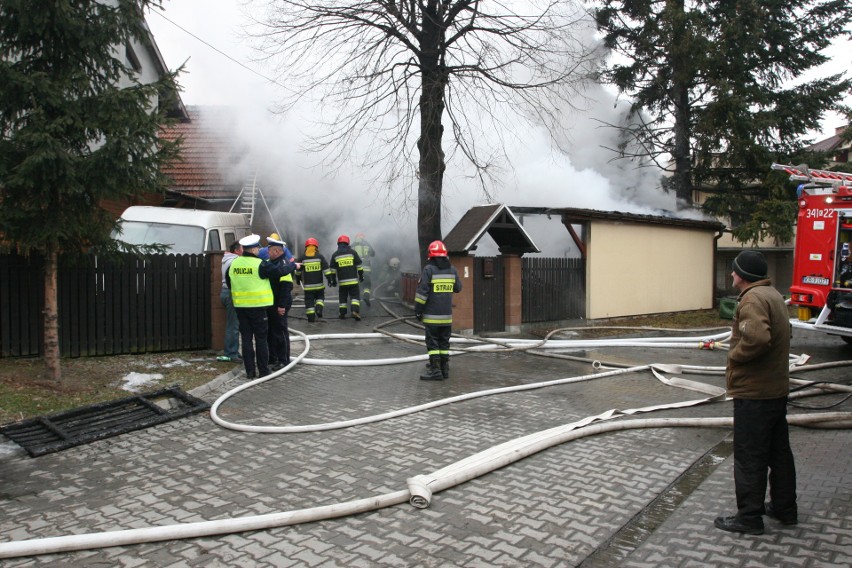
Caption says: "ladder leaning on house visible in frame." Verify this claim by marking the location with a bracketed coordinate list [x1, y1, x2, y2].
[228, 172, 282, 235]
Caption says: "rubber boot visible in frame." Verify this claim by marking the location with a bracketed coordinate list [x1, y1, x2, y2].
[439, 355, 449, 379]
[420, 356, 444, 381]
[316, 305, 323, 319]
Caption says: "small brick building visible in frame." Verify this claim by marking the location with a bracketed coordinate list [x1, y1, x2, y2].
[442, 204, 539, 335]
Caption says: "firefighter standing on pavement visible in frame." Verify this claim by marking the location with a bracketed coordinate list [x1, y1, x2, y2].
[329, 234, 364, 320]
[266, 236, 295, 369]
[415, 240, 462, 380]
[226, 234, 298, 379]
[295, 237, 334, 322]
[352, 232, 376, 306]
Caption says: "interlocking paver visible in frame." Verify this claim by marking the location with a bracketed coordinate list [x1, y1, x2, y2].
[0, 313, 849, 566]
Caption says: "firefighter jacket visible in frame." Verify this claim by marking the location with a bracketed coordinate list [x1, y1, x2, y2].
[726, 279, 791, 400]
[295, 252, 332, 291]
[330, 244, 363, 287]
[414, 257, 462, 325]
[352, 239, 375, 271]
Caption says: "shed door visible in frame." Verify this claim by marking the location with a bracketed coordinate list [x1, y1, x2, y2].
[474, 256, 504, 333]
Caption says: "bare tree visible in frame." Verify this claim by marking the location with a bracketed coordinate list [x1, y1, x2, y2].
[252, 0, 599, 259]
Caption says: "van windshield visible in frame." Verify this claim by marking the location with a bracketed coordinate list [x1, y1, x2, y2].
[114, 221, 205, 254]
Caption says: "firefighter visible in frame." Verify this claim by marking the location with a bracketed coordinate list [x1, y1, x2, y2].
[295, 237, 334, 322]
[376, 256, 402, 298]
[351, 232, 376, 306]
[414, 240, 462, 380]
[266, 236, 294, 369]
[329, 234, 364, 320]
[226, 234, 297, 379]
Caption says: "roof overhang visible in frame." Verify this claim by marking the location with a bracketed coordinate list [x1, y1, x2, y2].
[443, 204, 539, 255]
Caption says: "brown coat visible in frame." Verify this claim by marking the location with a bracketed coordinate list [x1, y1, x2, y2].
[726, 279, 791, 399]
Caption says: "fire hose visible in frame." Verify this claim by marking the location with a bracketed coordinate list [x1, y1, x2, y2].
[1, 326, 850, 559]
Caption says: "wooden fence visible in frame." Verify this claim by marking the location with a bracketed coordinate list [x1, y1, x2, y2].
[0, 253, 211, 358]
[522, 257, 585, 322]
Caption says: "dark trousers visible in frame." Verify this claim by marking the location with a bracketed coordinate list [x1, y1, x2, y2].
[733, 397, 797, 525]
[268, 308, 291, 365]
[219, 288, 240, 358]
[237, 307, 270, 376]
[424, 324, 452, 356]
[338, 284, 361, 315]
[304, 289, 325, 321]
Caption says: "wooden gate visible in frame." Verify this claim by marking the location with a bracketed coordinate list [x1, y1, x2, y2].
[473, 256, 505, 333]
[522, 257, 585, 322]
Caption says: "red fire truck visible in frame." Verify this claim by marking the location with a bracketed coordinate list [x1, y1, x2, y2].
[772, 163, 852, 344]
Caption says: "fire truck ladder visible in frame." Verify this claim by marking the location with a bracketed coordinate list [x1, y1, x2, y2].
[771, 163, 852, 186]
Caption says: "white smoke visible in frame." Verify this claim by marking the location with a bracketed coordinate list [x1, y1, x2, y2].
[149, 1, 695, 261]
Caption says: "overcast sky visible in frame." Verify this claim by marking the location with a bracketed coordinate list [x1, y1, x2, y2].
[146, 1, 851, 137]
[145, 1, 851, 256]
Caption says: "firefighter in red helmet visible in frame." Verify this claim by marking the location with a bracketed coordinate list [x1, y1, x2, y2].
[295, 237, 334, 322]
[329, 234, 364, 320]
[414, 240, 462, 380]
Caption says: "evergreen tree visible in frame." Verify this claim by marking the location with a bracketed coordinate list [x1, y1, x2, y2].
[0, 0, 180, 382]
[595, 0, 851, 242]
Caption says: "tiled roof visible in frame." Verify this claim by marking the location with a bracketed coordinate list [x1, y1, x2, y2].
[159, 106, 249, 201]
[806, 125, 849, 153]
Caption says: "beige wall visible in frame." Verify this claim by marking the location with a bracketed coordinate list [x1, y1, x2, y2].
[587, 222, 716, 319]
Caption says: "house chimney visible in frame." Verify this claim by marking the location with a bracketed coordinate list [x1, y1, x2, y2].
[837, 125, 849, 136]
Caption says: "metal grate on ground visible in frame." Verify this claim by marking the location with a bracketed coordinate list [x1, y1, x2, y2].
[0, 386, 210, 457]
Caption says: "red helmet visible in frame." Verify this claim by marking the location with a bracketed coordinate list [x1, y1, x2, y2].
[337, 234, 350, 245]
[427, 240, 448, 258]
[305, 237, 319, 248]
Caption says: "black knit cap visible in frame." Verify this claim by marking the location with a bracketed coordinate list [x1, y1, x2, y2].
[733, 251, 768, 282]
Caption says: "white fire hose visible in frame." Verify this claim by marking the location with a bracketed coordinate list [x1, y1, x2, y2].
[1, 326, 850, 559]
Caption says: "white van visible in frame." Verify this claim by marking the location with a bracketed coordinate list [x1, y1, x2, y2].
[114, 206, 251, 254]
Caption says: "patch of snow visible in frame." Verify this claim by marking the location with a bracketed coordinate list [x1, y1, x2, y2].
[162, 359, 190, 369]
[120, 372, 163, 392]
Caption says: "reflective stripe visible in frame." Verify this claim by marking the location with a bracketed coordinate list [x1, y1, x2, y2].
[229, 256, 273, 307]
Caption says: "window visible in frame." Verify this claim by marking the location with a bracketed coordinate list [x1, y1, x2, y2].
[125, 43, 141, 73]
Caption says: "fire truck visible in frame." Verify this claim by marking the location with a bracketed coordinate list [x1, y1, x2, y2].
[772, 163, 852, 344]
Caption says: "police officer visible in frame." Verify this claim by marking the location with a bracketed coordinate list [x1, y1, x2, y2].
[329, 234, 364, 320]
[227, 234, 297, 378]
[414, 240, 462, 380]
[266, 236, 295, 369]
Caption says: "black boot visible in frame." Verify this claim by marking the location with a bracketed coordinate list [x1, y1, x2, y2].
[316, 305, 323, 319]
[420, 356, 444, 380]
[439, 355, 450, 379]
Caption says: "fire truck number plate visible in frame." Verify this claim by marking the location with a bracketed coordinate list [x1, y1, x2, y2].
[802, 276, 830, 285]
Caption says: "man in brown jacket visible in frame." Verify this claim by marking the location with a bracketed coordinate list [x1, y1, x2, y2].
[715, 251, 797, 535]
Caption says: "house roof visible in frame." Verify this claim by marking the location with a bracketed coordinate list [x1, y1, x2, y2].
[443, 204, 539, 254]
[159, 106, 250, 203]
[806, 125, 850, 154]
[509, 206, 725, 232]
[140, 18, 188, 120]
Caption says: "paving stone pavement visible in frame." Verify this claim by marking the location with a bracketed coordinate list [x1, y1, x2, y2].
[0, 305, 849, 567]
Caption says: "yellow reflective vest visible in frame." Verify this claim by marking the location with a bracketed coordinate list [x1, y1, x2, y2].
[229, 256, 274, 307]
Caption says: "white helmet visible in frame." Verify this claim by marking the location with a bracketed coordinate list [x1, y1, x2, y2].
[389, 257, 400, 268]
